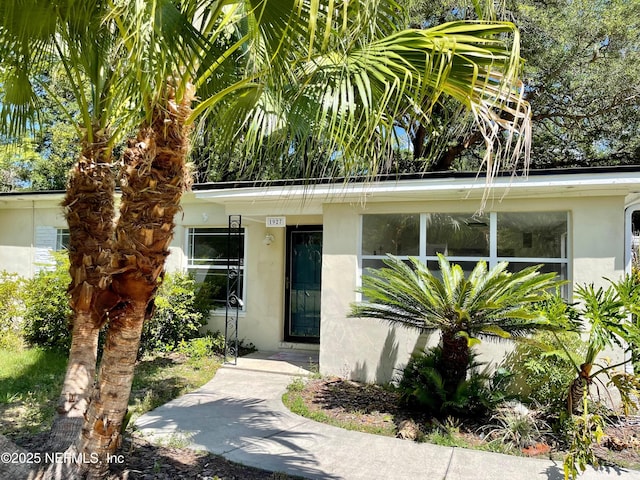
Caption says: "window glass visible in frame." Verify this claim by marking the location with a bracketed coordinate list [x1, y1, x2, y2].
[187, 228, 245, 309]
[362, 258, 413, 272]
[189, 228, 245, 266]
[362, 214, 419, 256]
[426, 260, 480, 279]
[56, 229, 70, 251]
[497, 212, 567, 258]
[426, 213, 489, 257]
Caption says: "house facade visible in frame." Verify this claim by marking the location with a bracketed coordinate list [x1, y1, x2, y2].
[2, 167, 640, 382]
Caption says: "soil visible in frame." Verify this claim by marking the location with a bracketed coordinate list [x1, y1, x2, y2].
[10, 377, 640, 478]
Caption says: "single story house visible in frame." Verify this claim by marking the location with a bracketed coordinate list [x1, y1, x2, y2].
[1, 166, 640, 383]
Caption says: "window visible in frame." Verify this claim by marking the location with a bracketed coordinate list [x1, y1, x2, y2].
[361, 212, 569, 285]
[187, 228, 245, 309]
[56, 229, 70, 251]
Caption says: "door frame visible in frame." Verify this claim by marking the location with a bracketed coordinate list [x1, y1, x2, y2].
[284, 225, 323, 344]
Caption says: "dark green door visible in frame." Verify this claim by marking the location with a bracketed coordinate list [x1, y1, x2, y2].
[285, 226, 322, 343]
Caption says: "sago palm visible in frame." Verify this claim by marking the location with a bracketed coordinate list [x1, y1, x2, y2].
[351, 254, 560, 394]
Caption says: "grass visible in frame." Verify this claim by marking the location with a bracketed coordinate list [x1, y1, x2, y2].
[0, 347, 68, 435]
[0, 347, 221, 439]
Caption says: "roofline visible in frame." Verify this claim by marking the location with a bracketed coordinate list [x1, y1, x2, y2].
[191, 165, 640, 191]
[1, 165, 639, 200]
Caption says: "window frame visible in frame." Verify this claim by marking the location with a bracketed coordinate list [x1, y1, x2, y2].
[55, 228, 70, 251]
[359, 211, 571, 296]
[185, 226, 247, 312]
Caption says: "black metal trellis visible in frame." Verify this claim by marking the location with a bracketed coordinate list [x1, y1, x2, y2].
[224, 215, 242, 364]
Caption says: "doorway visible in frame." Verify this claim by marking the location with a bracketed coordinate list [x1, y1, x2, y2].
[285, 226, 322, 343]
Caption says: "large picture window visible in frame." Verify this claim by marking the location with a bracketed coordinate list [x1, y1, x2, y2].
[187, 227, 245, 309]
[361, 212, 569, 286]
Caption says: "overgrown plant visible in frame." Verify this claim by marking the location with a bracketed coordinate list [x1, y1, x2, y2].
[481, 402, 551, 451]
[563, 388, 605, 480]
[351, 254, 560, 399]
[542, 277, 640, 414]
[500, 330, 585, 411]
[22, 253, 72, 351]
[139, 272, 213, 355]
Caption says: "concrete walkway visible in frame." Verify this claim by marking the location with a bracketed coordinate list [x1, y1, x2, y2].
[135, 352, 640, 480]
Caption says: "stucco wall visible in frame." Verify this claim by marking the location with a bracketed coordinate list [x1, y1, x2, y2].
[319, 195, 627, 383]
[0, 200, 66, 278]
[0, 189, 630, 382]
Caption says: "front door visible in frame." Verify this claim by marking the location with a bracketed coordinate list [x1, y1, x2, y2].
[285, 226, 322, 343]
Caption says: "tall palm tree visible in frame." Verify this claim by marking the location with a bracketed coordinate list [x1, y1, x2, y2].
[0, 0, 139, 452]
[351, 254, 560, 394]
[1, 0, 534, 477]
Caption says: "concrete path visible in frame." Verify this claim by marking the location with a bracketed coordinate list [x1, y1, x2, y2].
[135, 352, 640, 480]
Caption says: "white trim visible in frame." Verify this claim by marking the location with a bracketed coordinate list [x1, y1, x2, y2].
[195, 172, 640, 204]
[185, 226, 248, 312]
[359, 211, 571, 292]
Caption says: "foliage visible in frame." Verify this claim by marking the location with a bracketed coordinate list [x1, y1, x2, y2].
[480, 402, 551, 451]
[563, 390, 605, 480]
[0, 140, 39, 191]
[0, 271, 24, 349]
[501, 330, 585, 410]
[177, 332, 225, 359]
[351, 254, 561, 397]
[22, 253, 72, 351]
[542, 277, 640, 414]
[405, 0, 640, 170]
[397, 346, 508, 418]
[139, 272, 214, 356]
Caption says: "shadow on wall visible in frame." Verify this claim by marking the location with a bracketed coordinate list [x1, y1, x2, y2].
[352, 329, 399, 384]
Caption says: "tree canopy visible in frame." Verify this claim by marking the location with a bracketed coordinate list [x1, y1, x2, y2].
[405, 0, 640, 171]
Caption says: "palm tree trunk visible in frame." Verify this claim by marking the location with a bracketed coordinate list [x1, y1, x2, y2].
[50, 130, 116, 451]
[78, 83, 194, 479]
[439, 329, 470, 395]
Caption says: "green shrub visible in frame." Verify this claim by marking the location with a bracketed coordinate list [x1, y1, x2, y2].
[397, 346, 509, 419]
[500, 331, 585, 411]
[177, 332, 225, 358]
[139, 272, 213, 355]
[0, 271, 25, 349]
[22, 254, 72, 351]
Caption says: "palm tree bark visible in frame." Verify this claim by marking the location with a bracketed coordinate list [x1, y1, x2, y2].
[439, 329, 470, 394]
[49, 130, 116, 451]
[78, 83, 194, 479]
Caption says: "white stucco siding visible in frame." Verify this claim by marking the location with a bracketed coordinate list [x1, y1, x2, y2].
[318, 194, 628, 383]
[0, 201, 66, 278]
[319, 203, 421, 383]
[571, 196, 625, 289]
